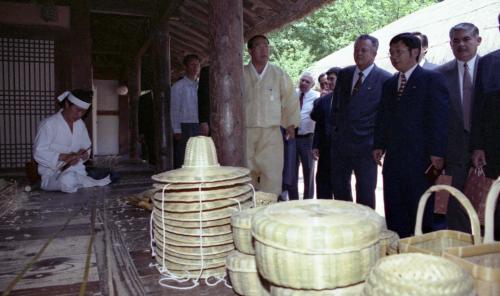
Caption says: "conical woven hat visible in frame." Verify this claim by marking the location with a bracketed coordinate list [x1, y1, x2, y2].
[362, 253, 475, 296]
[152, 136, 249, 183]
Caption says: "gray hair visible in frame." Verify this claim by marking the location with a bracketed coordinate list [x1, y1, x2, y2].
[355, 34, 379, 50]
[449, 23, 479, 39]
[300, 72, 315, 85]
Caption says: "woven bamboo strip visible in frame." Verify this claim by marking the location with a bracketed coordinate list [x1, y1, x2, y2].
[270, 282, 364, 296]
[226, 251, 271, 296]
[400, 185, 481, 255]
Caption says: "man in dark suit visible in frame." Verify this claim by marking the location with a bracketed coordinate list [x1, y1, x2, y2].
[311, 67, 341, 199]
[437, 23, 482, 232]
[471, 13, 500, 240]
[329, 35, 391, 208]
[373, 33, 449, 238]
[412, 32, 439, 70]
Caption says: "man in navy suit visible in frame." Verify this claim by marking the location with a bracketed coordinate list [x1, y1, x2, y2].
[311, 67, 341, 199]
[437, 23, 482, 232]
[471, 13, 500, 240]
[329, 35, 391, 208]
[373, 33, 449, 238]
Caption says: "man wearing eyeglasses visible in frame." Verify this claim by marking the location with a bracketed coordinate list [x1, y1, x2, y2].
[373, 33, 450, 238]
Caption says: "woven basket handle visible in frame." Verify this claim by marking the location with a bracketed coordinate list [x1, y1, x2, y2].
[415, 185, 481, 245]
[484, 177, 500, 243]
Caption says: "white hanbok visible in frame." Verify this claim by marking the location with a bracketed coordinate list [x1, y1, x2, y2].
[33, 110, 110, 193]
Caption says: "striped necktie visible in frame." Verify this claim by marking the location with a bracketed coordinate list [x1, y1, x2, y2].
[397, 73, 406, 97]
[352, 72, 363, 96]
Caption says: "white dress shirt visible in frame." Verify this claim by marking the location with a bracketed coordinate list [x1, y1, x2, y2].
[351, 64, 375, 92]
[170, 76, 199, 134]
[297, 88, 319, 135]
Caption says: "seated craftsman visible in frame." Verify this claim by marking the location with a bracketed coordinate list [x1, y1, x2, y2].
[33, 89, 111, 193]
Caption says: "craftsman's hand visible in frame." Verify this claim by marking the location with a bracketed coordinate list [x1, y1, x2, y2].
[312, 149, 320, 160]
[174, 133, 182, 141]
[472, 149, 486, 168]
[200, 122, 210, 136]
[372, 149, 384, 166]
[77, 148, 89, 161]
[430, 156, 444, 171]
[285, 126, 295, 140]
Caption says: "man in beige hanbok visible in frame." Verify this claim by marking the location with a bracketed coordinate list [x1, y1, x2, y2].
[243, 35, 300, 195]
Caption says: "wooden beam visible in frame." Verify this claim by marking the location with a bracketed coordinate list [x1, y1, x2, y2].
[151, 25, 172, 172]
[89, 0, 155, 18]
[135, 0, 184, 60]
[209, 0, 245, 167]
[128, 58, 141, 160]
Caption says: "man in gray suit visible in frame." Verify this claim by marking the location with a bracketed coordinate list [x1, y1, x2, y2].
[330, 34, 391, 208]
[437, 23, 482, 232]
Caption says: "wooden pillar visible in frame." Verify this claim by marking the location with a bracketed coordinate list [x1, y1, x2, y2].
[151, 25, 172, 172]
[128, 58, 141, 160]
[70, 0, 92, 89]
[208, 0, 245, 167]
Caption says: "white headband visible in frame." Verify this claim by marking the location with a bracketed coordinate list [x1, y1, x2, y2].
[57, 91, 91, 109]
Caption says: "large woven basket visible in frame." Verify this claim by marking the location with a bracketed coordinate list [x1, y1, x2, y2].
[362, 253, 475, 296]
[270, 283, 364, 296]
[226, 251, 271, 296]
[231, 207, 265, 255]
[252, 200, 384, 290]
[444, 177, 500, 296]
[399, 185, 481, 255]
[153, 184, 252, 202]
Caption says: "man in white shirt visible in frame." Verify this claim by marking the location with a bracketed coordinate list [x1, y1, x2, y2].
[437, 22, 482, 232]
[243, 35, 300, 196]
[170, 54, 201, 168]
[293, 72, 319, 199]
[33, 89, 111, 193]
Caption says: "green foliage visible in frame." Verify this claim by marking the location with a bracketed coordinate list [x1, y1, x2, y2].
[268, 0, 438, 82]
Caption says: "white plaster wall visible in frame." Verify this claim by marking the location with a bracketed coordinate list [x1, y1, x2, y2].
[93, 80, 119, 156]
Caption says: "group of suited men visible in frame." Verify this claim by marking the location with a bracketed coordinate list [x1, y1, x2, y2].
[284, 18, 500, 239]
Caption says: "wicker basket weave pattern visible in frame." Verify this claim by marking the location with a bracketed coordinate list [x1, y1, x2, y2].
[270, 282, 365, 296]
[251, 200, 384, 289]
[231, 207, 265, 255]
[362, 253, 475, 296]
[399, 185, 481, 255]
[226, 251, 271, 296]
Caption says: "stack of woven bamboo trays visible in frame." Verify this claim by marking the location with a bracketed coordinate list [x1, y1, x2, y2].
[151, 136, 253, 279]
[249, 199, 386, 295]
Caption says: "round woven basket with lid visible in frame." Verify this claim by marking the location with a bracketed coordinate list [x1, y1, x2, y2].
[231, 207, 265, 255]
[362, 253, 475, 296]
[152, 136, 249, 183]
[252, 200, 384, 290]
[270, 282, 365, 296]
[226, 250, 271, 296]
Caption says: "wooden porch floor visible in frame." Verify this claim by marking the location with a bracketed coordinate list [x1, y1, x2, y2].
[0, 165, 237, 296]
